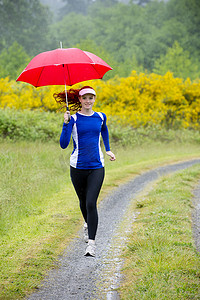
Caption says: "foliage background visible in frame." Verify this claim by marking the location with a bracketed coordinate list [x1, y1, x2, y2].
[0, 0, 199, 135]
[0, 0, 200, 80]
[0, 72, 199, 131]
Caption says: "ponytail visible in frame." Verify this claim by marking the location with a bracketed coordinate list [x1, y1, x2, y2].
[54, 86, 95, 112]
[54, 88, 81, 111]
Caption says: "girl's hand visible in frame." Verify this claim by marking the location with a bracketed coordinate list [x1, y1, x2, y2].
[106, 151, 116, 161]
[64, 111, 71, 124]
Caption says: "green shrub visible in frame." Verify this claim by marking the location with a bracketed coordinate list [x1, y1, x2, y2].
[0, 108, 63, 142]
[0, 108, 200, 145]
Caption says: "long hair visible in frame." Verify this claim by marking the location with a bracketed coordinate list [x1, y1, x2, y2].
[54, 86, 95, 111]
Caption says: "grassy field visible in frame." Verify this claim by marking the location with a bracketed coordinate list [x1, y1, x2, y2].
[120, 165, 200, 299]
[0, 139, 200, 299]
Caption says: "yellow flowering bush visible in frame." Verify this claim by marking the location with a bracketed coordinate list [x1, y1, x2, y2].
[0, 77, 60, 111]
[93, 71, 200, 129]
[0, 72, 199, 129]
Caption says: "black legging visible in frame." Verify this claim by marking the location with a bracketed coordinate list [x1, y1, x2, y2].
[70, 166, 105, 240]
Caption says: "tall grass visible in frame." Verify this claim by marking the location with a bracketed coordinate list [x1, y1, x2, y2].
[0, 139, 200, 299]
[0, 141, 82, 299]
[1, 140, 199, 237]
[0, 141, 84, 234]
[120, 166, 200, 299]
[0, 108, 200, 299]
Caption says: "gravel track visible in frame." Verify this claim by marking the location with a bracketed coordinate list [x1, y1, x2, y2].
[192, 179, 200, 254]
[27, 159, 200, 300]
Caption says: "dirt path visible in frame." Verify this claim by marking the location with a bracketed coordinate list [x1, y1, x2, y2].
[192, 179, 200, 254]
[27, 159, 200, 300]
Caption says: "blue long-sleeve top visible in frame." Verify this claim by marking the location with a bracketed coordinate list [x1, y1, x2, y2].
[60, 112, 110, 169]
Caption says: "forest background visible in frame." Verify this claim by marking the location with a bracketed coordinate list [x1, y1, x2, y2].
[0, 0, 200, 81]
[0, 0, 200, 133]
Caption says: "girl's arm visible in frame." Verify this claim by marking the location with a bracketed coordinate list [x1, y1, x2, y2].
[60, 114, 74, 149]
[101, 113, 110, 151]
[101, 113, 116, 161]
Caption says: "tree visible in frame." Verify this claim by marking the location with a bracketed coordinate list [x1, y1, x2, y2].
[75, 39, 119, 79]
[165, 0, 200, 55]
[0, 0, 51, 56]
[92, 0, 118, 6]
[48, 0, 200, 78]
[48, 12, 92, 49]
[153, 41, 199, 79]
[89, 1, 165, 71]
[88, 2, 143, 59]
[131, 0, 151, 5]
[0, 42, 30, 80]
[60, 0, 94, 16]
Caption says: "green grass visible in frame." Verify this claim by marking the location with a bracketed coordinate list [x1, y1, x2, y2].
[120, 165, 200, 300]
[0, 141, 82, 299]
[0, 140, 199, 299]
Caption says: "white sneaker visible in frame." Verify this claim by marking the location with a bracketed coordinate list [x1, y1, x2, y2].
[84, 239, 96, 257]
[83, 223, 88, 243]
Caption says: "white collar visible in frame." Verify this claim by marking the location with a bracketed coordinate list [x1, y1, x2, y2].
[77, 111, 95, 117]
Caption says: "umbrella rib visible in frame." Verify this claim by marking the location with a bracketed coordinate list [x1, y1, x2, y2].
[66, 64, 71, 86]
[90, 63, 103, 79]
[63, 64, 71, 86]
[35, 66, 45, 87]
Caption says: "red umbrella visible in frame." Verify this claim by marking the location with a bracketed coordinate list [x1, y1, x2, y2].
[16, 47, 112, 87]
[16, 47, 112, 110]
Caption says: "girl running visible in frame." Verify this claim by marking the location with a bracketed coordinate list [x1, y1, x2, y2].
[54, 86, 116, 257]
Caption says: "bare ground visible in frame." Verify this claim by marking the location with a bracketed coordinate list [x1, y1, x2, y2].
[192, 179, 200, 254]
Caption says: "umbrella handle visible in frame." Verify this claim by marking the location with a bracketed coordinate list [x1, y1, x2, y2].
[65, 84, 71, 120]
[63, 65, 71, 119]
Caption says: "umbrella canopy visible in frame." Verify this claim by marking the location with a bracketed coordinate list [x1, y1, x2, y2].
[16, 48, 112, 87]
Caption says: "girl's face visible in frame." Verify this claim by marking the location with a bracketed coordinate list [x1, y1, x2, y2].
[79, 93, 96, 110]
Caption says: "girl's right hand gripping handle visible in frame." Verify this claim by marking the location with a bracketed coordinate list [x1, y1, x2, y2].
[64, 110, 71, 124]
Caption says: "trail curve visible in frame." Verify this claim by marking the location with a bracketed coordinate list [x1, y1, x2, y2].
[27, 159, 200, 300]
